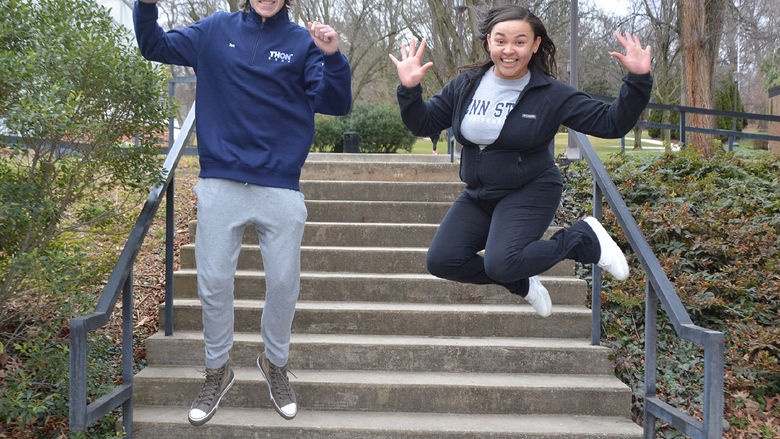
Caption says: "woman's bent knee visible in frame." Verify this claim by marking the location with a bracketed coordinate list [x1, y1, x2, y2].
[484, 255, 533, 283]
[426, 249, 458, 280]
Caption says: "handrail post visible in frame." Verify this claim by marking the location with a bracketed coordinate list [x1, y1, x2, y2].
[644, 281, 658, 438]
[165, 177, 175, 336]
[703, 332, 725, 438]
[679, 111, 687, 146]
[591, 183, 603, 346]
[68, 318, 88, 431]
[121, 269, 134, 437]
[165, 78, 177, 337]
[168, 80, 175, 149]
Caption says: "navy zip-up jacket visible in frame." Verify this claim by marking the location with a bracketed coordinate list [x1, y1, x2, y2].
[397, 66, 652, 199]
[134, 2, 352, 190]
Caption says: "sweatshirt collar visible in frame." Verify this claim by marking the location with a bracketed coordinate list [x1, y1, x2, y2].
[247, 7, 289, 26]
[466, 64, 553, 90]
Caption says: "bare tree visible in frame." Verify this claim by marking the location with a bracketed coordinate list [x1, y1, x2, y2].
[400, 0, 572, 90]
[575, 6, 635, 96]
[720, 0, 780, 114]
[677, 0, 728, 156]
[642, 0, 680, 149]
[292, 0, 408, 104]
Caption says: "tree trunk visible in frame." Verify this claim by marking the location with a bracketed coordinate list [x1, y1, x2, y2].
[662, 110, 672, 152]
[677, 0, 727, 156]
[633, 109, 648, 149]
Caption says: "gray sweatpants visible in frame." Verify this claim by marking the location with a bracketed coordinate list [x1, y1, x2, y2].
[193, 178, 307, 369]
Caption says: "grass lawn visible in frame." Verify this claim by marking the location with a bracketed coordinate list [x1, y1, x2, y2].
[406, 130, 773, 160]
[406, 131, 669, 159]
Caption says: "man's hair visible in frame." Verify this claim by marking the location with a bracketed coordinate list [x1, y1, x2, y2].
[239, 0, 292, 14]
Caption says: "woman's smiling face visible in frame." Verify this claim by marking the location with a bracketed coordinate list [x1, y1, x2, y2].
[486, 20, 542, 80]
[250, 0, 284, 19]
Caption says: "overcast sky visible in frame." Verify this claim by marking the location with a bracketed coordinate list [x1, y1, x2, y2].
[586, 0, 631, 16]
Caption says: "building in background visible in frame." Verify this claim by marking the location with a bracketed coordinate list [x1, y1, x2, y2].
[97, 0, 135, 37]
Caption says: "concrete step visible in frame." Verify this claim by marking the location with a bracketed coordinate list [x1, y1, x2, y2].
[132, 406, 642, 438]
[161, 300, 591, 339]
[189, 221, 563, 249]
[133, 367, 633, 417]
[178, 245, 575, 277]
[145, 332, 615, 375]
[191, 221, 441, 247]
[172, 271, 587, 305]
[306, 152, 454, 163]
[301, 161, 460, 182]
[300, 180, 464, 202]
[305, 200, 452, 223]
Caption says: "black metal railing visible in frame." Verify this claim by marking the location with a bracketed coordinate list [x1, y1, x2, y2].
[572, 130, 725, 438]
[68, 102, 196, 436]
[589, 95, 780, 152]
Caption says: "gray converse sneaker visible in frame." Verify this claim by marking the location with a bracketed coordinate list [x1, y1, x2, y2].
[188, 362, 235, 426]
[257, 353, 297, 419]
[525, 276, 552, 317]
[584, 216, 629, 280]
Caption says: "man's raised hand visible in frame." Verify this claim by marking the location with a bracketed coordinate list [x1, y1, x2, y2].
[308, 22, 339, 55]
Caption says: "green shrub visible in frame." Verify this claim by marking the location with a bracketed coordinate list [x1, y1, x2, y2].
[0, 331, 125, 438]
[345, 104, 416, 153]
[312, 114, 345, 152]
[0, 0, 170, 308]
[558, 149, 779, 436]
[1, 0, 171, 435]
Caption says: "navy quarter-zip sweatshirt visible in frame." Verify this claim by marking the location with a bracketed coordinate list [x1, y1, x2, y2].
[397, 66, 652, 199]
[134, 2, 352, 190]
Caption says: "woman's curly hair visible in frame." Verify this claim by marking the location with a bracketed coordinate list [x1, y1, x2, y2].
[466, 4, 558, 78]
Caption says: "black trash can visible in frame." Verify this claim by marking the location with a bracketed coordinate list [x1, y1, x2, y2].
[343, 131, 360, 153]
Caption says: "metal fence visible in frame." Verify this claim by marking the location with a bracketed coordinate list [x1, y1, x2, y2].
[589, 95, 780, 153]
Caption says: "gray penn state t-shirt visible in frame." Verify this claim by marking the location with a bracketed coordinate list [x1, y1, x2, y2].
[460, 67, 530, 150]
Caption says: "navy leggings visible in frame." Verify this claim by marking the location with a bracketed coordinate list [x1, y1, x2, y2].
[426, 166, 600, 296]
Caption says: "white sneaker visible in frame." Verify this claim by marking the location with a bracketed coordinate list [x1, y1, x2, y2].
[583, 217, 629, 280]
[525, 276, 552, 317]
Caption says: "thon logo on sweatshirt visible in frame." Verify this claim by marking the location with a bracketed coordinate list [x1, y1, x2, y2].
[268, 50, 294, 63]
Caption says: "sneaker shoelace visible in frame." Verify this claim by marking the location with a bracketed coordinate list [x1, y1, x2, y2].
[196, 367, 224, 407]
[268, 363, 297, 401]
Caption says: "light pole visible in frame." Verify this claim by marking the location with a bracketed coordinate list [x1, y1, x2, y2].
[730, 18, 740, 151]
[449, 0, 467, 160]
[564, 0, 581, 161]
[454, 0, 466, 69]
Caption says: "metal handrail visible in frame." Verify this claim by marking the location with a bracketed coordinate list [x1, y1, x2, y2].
[572, 130, 724, 439]
[589, 94, 780, 151]
[68, 103, 196, 436]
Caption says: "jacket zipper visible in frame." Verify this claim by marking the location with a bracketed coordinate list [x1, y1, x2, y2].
[459, 76, 484, 187]
[489, 82, 535, 148]
[250, 20, 265, 65]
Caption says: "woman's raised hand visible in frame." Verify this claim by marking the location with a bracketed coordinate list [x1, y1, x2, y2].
[609, 32, 652, 75]
[389, 38, 434, 88]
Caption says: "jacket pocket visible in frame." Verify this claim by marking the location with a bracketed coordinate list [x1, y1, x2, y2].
[476, 150, 524, 190]
[459, 146, 479, 187]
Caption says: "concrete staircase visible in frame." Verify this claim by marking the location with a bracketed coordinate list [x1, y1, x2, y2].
[132, 153, 642, 438]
